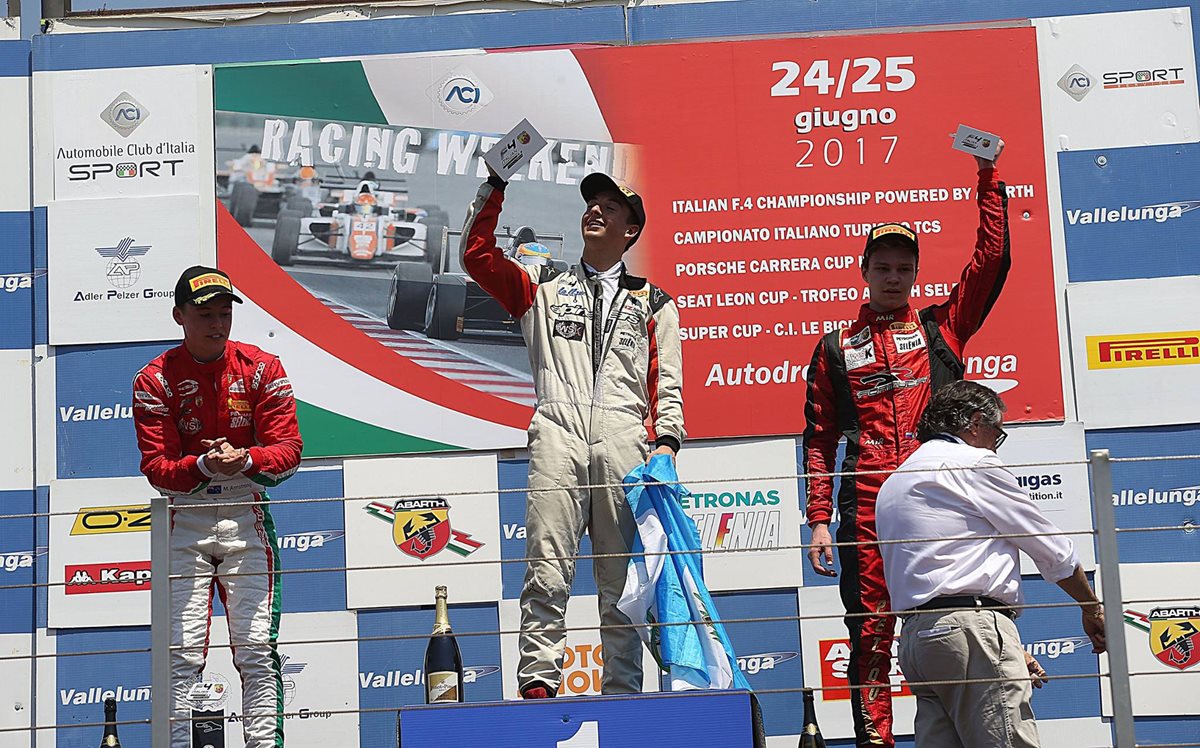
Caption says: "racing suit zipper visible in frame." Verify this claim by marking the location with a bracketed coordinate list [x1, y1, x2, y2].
[878, 323, 904, 463]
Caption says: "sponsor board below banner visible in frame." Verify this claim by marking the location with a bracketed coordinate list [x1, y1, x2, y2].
[1125, 606, 1200, 672]
[1087, 330, 1200, 369]
[64, 561, 151, 594]
[70, 505, 151, 535]
[818, 638, 912, 702]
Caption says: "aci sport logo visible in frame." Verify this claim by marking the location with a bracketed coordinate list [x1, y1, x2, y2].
[1125, 606, 1200, 671]
[364, 498, 483, 560]
[101, 91, 149, 138]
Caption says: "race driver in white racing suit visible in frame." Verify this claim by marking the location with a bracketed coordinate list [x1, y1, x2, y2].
[462, 170, 685, 698]
[133, 266, 302, 747]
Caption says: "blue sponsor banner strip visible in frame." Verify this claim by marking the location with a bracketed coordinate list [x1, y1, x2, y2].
[0, 40, 29, 78]
[55, 626, 152, 747]
[398, 689, 755, 746]
[711, 590, 803, 736]
[1085, 425, 1200, 563]
[31, 6, 625, 71]
[630, 0, 1200, 47]
[0, 211, 34, 350]
[0, 490, 37, 635]
[358, 603, 502, 748]
[1014, 573, 1103, 720]
[1060, 143, 1200, 282]
[498, 458, 597, 599]
[55, 341, 173, 480]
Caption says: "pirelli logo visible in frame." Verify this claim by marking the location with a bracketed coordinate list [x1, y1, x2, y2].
[71, 505, 151, 535]
[1087, 331, 1200, 370]
[188, 273, 231, 292]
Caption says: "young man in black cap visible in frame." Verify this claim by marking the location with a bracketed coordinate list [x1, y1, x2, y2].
[461, 171, 684, 698]
[803, 143, 1010, 746]
[132, 266, 302, 747]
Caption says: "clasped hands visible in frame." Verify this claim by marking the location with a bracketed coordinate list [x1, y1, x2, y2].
[201, 438, 249, 476]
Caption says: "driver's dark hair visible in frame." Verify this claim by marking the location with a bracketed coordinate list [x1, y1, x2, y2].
[917, 380, 1006, 442]
[863, 237, 917, 270]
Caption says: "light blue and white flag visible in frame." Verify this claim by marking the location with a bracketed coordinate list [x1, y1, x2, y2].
[617, 455, 752, 691]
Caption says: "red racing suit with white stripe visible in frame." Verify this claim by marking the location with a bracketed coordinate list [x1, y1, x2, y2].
[803, 168, 1010, 747]
[133, 340, 301, 748]
[462, 180, 684, 694]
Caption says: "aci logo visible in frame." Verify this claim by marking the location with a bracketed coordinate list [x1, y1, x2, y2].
[429, 68, 493, 116]
[101, 91, 149, 138]
[95, 237, 151, 289]
[1125, 606, 1200, 671]
[1057, 64, 1094, 101]
[364, 498, 483, 560]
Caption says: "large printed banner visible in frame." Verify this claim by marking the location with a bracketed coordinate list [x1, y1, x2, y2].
[215, 26, 1062, 455]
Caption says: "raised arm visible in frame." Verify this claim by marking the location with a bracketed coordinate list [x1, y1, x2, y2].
[460, 177, 538, 319]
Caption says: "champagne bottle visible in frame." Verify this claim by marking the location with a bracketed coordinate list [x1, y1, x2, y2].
[100, 697, 121, 748]
[798, 688, 826, 747]
[424, 585, 464, 704]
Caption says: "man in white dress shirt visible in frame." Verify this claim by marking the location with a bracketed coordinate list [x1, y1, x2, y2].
[877, 381, 1106, 747]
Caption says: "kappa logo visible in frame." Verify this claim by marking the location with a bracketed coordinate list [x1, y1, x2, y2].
[1125, 607, 1200, 671]
[364, 498, 484, 560]
[100, 91, 149, 137]
[95, 237, 151, 290]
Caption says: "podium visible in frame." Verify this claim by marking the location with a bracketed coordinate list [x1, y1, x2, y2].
[397, 690, 765, 748]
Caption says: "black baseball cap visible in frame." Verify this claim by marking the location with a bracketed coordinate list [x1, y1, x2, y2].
[174, 266, 244, 307]
[862, 223, 920, 263]
[580, 172, 646, 248]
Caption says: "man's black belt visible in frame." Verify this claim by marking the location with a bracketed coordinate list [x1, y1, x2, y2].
[913, 595, 1015, 619]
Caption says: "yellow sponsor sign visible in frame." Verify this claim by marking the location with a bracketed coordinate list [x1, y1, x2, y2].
[1086, 331, 1200, 370]
[188, 273, 231, 292]
[70, 505, 152, 535]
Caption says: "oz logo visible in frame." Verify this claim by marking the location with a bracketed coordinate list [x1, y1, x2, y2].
[427, 67, 493, 117]
[364, 497, 484, 560]
[95, 237, 151, 289]
[101, 91, 149, 137]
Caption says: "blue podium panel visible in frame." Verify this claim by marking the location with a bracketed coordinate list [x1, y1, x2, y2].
[398, 690, 756, 748]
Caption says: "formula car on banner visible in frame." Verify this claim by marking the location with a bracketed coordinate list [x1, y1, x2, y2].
[270, 173, 450, 269]
[386, 226, 566, 341]
[218, 145, 288, 226]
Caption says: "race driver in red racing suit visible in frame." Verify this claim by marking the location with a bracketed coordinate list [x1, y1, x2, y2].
[804, 144, 1009, 747]
[133, 266, 302, 748]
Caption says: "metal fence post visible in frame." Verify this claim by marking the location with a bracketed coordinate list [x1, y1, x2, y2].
[1089, 449, 1136, 748]
[150, 495, 171, 748]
